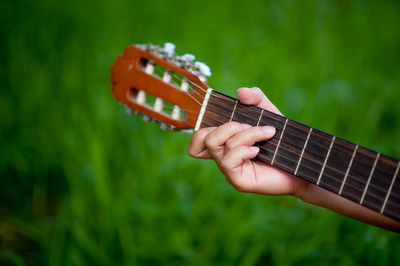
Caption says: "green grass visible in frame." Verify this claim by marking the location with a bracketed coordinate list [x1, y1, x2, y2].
[1, 0, 400, 265]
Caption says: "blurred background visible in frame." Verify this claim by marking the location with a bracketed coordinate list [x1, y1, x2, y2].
[1, 0, 400, 265]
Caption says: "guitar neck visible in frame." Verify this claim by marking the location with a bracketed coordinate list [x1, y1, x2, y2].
[197, 90, 400, 222]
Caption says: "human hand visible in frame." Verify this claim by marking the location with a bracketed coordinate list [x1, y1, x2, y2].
[188, 87, 309, 197]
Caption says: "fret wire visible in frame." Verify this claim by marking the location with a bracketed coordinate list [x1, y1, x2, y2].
[203, 103, 398, 200]
[229, 100, 238, 122]
[256, 109, 264, 126]
[294, 128, 313, 176]
[271, 119, 288, 166]
[339, 145, 359, 195]
[360, 153, 380, 205]
[380, 161, 400, 213]
[317, 136, 336, 185]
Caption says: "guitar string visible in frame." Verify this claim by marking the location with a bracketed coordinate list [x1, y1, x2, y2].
[157, 104, 230, 126]
[162, 70, 399, 206]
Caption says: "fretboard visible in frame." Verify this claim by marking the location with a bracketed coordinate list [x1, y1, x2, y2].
[198, 90, 400, 222]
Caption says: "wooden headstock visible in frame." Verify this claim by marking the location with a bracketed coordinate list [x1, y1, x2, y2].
[111, 43, 211, 131]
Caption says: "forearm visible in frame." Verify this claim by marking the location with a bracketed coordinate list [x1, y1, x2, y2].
[299, 183, 400, 232]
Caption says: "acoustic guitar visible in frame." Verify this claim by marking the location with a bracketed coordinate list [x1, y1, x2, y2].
[110, 43, 400, 222]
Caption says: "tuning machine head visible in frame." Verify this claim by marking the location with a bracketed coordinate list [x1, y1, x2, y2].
[160, 123, 174, 131]
[160, 123, 193, 134]
[125, 107, 141, 116]
[112, 42, 211, 132]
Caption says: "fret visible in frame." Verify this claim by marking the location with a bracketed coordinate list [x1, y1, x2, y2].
[229, 100, 238, 122]
[232, 103, 262, 126]
[259, 109, 287, 129]
[317, 138, 354, 194]
[199, 91, 235, 128]
[256, 109, 264, 126]
[294, 127, 313, 176]
[296, 129, 332, 185]
[273, 120, 308, 175]
[271, 118, 288, 166]
[380, 161, 400, 214]
[341, 147, 376, 203]
[362, 154, 399, 212]
[256, 111, 286, 164]
[382, 167, 400, 221]
[317, 136, 336, 185]
[339, 145, 359, 195]
[360, 153, 380, 205]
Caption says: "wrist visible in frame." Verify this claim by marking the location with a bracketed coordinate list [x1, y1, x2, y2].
[292, 178, 313, 203]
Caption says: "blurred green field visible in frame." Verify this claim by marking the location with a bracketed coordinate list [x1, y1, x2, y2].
[1, 0, 400, 265]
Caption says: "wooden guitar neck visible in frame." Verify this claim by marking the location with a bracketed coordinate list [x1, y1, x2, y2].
[197, 90, 400, 222]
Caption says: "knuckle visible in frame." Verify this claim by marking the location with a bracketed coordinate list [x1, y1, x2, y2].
[233, 183, 248, 193]
[248, 127, 265, 143]
[219, 157, 229, 170]
[225, 139, 235, 150]
[204, 134, 215, 149]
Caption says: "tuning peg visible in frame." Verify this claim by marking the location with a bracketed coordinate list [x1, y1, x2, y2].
[194, 61, 212, 77]
[142, 114, 151, 122]
[160, 123, 176, 131]
[125, 107, 140, 116]
[163, 42, 176, 55]
[125, 107, 133, 115]
[160, 123, 168, 131]
[181, 53, 195, 62]
[146, 44, 162, 55]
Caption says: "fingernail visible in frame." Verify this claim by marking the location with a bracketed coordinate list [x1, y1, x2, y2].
[242, 123, 251, 129]
[263, 126, 276, 136]
[249, 146, 260, 153]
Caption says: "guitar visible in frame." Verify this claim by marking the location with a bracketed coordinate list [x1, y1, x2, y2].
[110, 43, 400, 222]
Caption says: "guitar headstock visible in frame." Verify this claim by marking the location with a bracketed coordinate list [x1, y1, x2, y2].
[111, 43, 211, 132]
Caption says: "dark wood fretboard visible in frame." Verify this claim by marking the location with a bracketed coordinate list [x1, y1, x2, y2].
[199, 90, 400, 222]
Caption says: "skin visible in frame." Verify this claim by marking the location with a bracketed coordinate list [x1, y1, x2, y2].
[188, 87, 400, 233]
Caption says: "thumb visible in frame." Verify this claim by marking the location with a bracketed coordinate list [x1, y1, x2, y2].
[237, 87, 282, 115]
